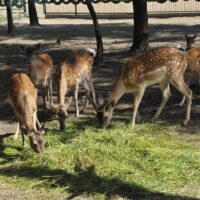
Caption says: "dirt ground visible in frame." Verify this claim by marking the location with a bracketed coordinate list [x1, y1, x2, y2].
[1, 16, 200, 135]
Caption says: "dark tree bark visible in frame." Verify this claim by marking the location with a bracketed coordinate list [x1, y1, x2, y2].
[130, 0, 149, 53]
[28, 0, 40, 26]
[6, 0, 14, 35]
[86, 0, 104, 65]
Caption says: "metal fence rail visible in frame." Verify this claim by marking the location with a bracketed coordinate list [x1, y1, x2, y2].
[44, 1, 200, 17]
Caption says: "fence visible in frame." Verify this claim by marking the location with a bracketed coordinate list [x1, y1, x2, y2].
[44, 1, 200, 18]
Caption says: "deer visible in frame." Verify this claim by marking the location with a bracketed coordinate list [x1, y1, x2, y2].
[19, 44, 54, 110]
[178, 34, 197, 51]
[179, 47, 200, 106]
[185, 34, 197, 50]
[8, 73, 45, 153]
[177, 34, 198, 106]
[46, 48, 96, 130]
[86, 47, 192, 129]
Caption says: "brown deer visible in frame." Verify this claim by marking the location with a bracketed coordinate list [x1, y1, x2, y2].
[19, 44, 54, 110]
[8, 73, 45, 153]
[87, 47, 192, 128]
[179, 47, 200, 106]
[46, 48, 96, 130]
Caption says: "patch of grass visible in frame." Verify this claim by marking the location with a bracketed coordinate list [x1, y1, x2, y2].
[0, 117, 200, 199]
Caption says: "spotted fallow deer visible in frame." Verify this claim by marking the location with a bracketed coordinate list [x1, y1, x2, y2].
[47, 48, 96, 130]
[87, 47, 192, 128]
[8, 73, 45, 153]
[19, 44, 54, 110]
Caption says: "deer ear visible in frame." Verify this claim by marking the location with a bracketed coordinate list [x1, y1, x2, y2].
[56, 39, 62, 45]
[46, 102, 54, 110]
[105, 100, 115, 111]
[20, 126, 28, 135]
[38, 123, 45, 134]
[193, 34, 197, 39]
[185, 34, 188, 39]
[46, 102, 59, 116]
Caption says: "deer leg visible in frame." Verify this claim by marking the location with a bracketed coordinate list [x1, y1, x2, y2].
[47, 78, 53, 104]
[171, 77, 192, 126]
[88, 76, 96, 104]
[82, 79, 90, 112]
[36, 117, 41, 130]
[179, 78, 190, 107]
[74, 82, 79, 117]
[83, 76, 96, 112]
[42, 86, 47, 110]
[12, 122, 20, 140]
[20, 127, 26, 148]
[131, 87, 145, 127]
[83, 90, 89, 113]
[152, 80, 171, 121]
[49, 78, 53, 104]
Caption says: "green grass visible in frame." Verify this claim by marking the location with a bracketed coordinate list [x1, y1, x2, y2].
[0, 118, 200, 199]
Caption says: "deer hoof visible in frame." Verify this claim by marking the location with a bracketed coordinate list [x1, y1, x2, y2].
[12, 134, 18, 140]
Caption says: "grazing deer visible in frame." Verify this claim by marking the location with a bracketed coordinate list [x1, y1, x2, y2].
[87, 47, 192, 128]
[19, 44, 54, 110]
[8, 73, 45, 153]
[47, 48, 96, 130]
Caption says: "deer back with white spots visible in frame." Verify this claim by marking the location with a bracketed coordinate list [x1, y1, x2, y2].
[87, 47, 192, 128]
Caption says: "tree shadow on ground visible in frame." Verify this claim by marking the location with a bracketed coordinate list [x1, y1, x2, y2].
[0, 22, 200, 44]
[0, 164, 198, 200]
[1, 20, 200, 133]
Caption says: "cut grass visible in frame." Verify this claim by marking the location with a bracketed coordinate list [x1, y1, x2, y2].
[0, 117, 200, 199]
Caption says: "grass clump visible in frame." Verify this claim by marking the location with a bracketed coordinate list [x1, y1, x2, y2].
[0, 118, 200, 199]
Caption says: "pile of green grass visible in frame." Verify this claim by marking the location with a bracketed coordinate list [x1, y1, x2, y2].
[0, 118, 200, 199]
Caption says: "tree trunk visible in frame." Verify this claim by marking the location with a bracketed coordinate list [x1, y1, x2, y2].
[131, 0, 149, 53]
[6, 0, 14, 35]
[86, 0, 104, 65]
[28, 0, 40, 26]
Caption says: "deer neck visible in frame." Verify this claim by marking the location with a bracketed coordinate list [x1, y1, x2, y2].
[58, 78, 67, 106]
[108, 77, 126, 105]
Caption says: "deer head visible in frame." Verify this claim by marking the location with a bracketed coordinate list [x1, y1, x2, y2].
[185, 34, 197, 50]
[19, 43, 41, 58]
[29, 132, 45, 153]
[46, 97, 73, 130]
[21, 125, 45, 153]
[86, 95, 115, 128]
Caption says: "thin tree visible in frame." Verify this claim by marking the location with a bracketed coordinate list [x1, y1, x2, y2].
[28, 0, 40, 26]
[86, 0, 104, 65]
[130, 0, 149, 53]
[6, 0, 14, 35]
